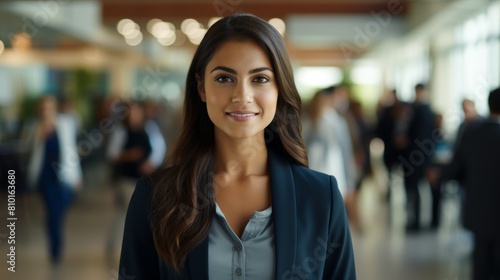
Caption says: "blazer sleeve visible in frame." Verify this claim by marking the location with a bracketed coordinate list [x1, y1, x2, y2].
[323, 176, 357, 279]
[119, 177, 161, 280]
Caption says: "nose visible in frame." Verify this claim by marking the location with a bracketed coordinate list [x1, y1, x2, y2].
[231, 82, 253, 104]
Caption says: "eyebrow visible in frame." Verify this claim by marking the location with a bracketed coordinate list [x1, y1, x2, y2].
[210, 66, 273, 74]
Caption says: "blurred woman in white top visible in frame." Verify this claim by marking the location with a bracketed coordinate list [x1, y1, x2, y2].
[302, 87, 350, 197]
[26, 95, 82, 264]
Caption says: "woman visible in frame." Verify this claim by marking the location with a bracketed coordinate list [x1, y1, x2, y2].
[119, 14, 355, 279]
[302, 87, 349, 197]
[26, 95, 82, 264]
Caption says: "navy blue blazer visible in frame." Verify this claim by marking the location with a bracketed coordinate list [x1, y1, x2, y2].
[119, 147, 356, 279]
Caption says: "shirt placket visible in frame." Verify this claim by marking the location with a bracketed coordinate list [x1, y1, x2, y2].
[232, 240, 245, 280]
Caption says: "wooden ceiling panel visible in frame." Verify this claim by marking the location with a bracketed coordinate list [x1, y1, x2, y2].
[102, 1, 408, 21]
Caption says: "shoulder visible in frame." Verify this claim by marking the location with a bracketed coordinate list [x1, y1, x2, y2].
[132, 177, 154, 201]
[145, 119, 161, 131]
[127, 177, 155, 219]
[289, 164, 341, 206]
[291, 164, 332, 185]
[57, 114, 80, 128]
[461, 119, 487, 139]
[56, 114, 73, 130]
[268, 147, 338, 197]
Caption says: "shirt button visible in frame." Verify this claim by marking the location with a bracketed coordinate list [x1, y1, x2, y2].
[234, 244, 242, 252]
[235, 267, 242, 276]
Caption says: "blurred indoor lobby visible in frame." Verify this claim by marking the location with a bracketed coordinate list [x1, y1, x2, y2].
[1, 0, 500, 279]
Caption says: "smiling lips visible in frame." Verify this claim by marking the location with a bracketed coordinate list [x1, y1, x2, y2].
[226, 111, 258, 121]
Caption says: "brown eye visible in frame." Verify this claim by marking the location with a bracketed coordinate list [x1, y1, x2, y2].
[215, 75, 233, 83]
[253, 76, 269, 84]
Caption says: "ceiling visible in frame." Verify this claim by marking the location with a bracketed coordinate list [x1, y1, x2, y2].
[0, 0, 412, 66]
[101, 0, 406, 20]
[99, 0, 410, 65]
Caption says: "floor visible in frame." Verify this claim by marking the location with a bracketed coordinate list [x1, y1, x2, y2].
[0, 155, 473, 280]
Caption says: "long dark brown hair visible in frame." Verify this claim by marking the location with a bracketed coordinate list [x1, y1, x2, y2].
[149, 13, 307, 272]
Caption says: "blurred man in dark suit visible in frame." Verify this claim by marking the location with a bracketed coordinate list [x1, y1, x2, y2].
[403, 83, 437, 231]
[442, 87, 500, 280]
[375, 89, 411, 203]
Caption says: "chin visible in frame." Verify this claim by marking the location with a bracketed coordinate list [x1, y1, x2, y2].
[217, 127, 265, 141]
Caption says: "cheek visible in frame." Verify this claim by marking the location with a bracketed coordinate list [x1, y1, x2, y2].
[206, 96, 226, 116]
[261, 90, 279, 111]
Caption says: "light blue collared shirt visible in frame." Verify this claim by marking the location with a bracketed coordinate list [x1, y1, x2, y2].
[208, 203, 275, 280]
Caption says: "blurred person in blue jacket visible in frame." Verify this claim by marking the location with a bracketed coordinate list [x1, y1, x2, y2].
[26, 95, 82, 265]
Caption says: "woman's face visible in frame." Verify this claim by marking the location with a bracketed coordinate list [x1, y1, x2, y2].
[198, 40, 278, 140]
[38, 97, 57, 121]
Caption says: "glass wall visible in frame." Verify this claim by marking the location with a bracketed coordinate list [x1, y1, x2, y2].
[380, 0, 500, 138]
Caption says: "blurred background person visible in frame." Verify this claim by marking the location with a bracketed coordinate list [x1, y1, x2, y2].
[426, 113, 451, 229]
[302, 88, 346, 195]
[330, 86, 358, 199]
[25, 95, 82, 265]
[58, 97, 82, 132]
[441, 87, 500, 280]
[334, 85, 362, 228]
[375, 89, 411, 203]
[455, 98, 485, 147]
[105, 100, 166, 264]
[303, 86, 359, 227]
[349, 99, 373, 192]
[403, 83, 437, 232]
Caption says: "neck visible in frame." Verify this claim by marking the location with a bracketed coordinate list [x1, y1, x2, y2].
[41, 116, 56, 126]
[214, 130, 268, 177]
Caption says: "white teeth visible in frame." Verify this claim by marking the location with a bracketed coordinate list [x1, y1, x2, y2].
[228, 113, 255, 117]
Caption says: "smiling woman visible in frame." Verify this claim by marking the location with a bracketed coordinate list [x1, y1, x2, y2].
[198, 40, 278, 140]
[119, 13, 356, 280]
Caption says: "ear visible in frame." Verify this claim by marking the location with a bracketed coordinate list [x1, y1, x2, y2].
[196, 74, 206, 102]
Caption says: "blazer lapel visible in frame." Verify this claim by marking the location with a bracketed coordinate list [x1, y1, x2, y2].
[268, 148, 298, 280]
[187, 237, 209, 280]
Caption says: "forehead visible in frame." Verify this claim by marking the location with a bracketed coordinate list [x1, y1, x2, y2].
[39, 97, 56, 107]
[206, 39, 272, 70]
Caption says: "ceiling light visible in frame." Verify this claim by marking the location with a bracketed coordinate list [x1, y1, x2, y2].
[151, 22, 175, 38]
[117, 19, 134, 34]
[191, 28, 207, 39]
[268, 18, 286, 35]
[125, 32, 143, 46]
[158, 34, 176, 46]
[189, 35, 204, 45]
[120, 22, 140, 38]
[123, 27, 141, 39]
[147, 19, 162, 34]
[181, 19, 201, 37]
[208, 17, 222, 28]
